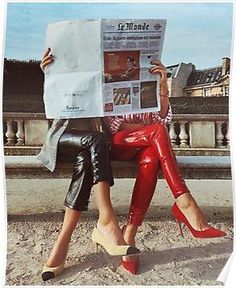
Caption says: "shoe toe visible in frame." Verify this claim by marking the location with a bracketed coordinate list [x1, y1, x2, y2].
[214, 229, 227, 237]
[122, 257, 139, 274]
[126, 246, 140, 255]
[199, 227, 227, 238]
[42, 271, 55, 281]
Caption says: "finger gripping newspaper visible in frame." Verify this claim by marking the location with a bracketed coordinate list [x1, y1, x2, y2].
[43, 19, 166, 119]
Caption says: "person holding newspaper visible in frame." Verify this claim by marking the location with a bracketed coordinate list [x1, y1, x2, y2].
[104, 60, 227, 274]
[40, 48, 226, 278]
[38, 48, 140, 281]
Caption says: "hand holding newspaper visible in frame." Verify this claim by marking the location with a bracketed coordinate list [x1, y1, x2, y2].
[43, 19, 166, 119]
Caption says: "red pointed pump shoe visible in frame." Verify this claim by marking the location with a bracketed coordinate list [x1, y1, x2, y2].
[172, 203, 226, 239]
[121, 255, 139, 274]
[121, 225, 140, 274]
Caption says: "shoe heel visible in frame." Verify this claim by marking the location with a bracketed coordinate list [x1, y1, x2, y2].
[176, 219, 184, 238]
[95, 242, 99, 253]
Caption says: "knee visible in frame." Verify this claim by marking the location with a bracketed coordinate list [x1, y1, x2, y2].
[149, 123, 170, 144]
[81, 131, 108, 148]
[75, 150, 91, 169]
[137, 147, 159, 166]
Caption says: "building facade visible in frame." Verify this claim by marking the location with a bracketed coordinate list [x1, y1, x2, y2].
[167, 57, 230, 97]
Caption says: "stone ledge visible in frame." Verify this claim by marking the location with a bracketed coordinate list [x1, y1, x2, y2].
[4, 146, 230, 156]
[4, 155, 231, 180]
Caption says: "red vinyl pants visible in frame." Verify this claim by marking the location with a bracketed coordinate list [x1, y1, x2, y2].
[110, 123, 190, 226]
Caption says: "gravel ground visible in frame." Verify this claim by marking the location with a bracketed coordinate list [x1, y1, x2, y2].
[6, 207, 233, 286]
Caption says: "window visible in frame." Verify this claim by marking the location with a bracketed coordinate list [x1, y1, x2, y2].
[203, 88, 211, 97]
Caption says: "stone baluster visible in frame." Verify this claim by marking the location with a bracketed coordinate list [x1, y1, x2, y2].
[179, 121, 189, 148]
[215, 121, 224, 148]
[5, 120, 16, 146]
[15, 119, 25, 146]
[225, 121, 230, 148]
[169, 122, 178, 147]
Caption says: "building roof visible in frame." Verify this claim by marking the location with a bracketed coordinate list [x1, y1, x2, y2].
[187, 66, 224, 87]
[166, 64, 180, 78]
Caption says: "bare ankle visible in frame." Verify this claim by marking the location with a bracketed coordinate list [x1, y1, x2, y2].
[176, 193, 195, 209]
[123, 224, 138, 245]
[97, 219, 116, 230]
[58, 232, 72, 244]
[97, 212, 118, 226]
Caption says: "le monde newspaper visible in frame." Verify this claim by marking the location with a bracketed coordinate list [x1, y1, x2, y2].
[43, 19, 166, 119]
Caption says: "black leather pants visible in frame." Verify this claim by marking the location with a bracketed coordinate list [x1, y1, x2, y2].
[57, 130, 114, 211]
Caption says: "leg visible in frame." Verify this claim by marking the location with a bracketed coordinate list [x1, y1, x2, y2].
[174, 193, 212, 231]
[93, 181, 126, 246]
[131, 125, 212, 231]
[46, 208, 81, 267]
[140, 125, 212, 231]
[122, 147, 160, 272]
[111, 145, 160, 272]
[42, 207, 82, 281]
[64, 131, 138, 253]
[112, 124, 226, 235]
[44, 145, 94, 270]
[46, 182, 130, 268]
[91, 181, 139, 256]
[144, 125, 216, 231]
[43, 131, 104, 273]
[127, 147, 160, 227]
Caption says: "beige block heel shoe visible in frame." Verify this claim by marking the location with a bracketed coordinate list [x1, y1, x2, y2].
[41, 260, 65, 281]
[91, 227, 140, 256]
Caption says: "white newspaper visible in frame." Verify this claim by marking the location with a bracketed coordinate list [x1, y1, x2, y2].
[43, 19, 166, 119]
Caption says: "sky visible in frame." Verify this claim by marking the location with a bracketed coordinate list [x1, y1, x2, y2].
[3, 1, 234, 69]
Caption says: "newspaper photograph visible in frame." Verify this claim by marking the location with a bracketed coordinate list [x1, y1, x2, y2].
[43, 19, 166, 119]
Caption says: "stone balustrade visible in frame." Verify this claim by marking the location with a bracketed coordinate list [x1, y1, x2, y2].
[3, 112, 229, 150]
[3, 112, 49, 147]
[168, 114, 230, 149]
